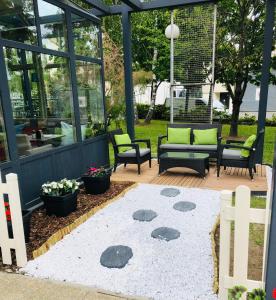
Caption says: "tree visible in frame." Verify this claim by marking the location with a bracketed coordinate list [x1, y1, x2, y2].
[131, 10, 170, 124]
[216, 0, 276, 136]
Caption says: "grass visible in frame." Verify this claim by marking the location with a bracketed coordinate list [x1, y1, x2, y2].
[109, 119, 276, 165]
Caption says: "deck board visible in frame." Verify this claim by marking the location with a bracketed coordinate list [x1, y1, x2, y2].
[111, 160, 268, 192]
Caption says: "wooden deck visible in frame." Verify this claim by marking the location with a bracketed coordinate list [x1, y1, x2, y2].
[111, 160, 268, 192]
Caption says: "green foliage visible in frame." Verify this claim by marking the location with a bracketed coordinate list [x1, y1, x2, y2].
[136, 104, 169, 120]
[228, 286, 266, 300]
[131, 10, 170, 82]
[228, 286, 247, 300]
[248, 288, 266, 300]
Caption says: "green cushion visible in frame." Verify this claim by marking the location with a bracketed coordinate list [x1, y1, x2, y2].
[168, 128, 191, 144]
[193, 128, 218, 145]
[241, 135, 256, 158]
[114, 134, 132, 153]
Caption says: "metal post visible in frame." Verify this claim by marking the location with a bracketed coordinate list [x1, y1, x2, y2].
[265, 140, 276, 298]
[210, 4, 217, 123]
[170, 11, 174, 124]
[122, 9, 135, 139]
[256, 0, 275, 163]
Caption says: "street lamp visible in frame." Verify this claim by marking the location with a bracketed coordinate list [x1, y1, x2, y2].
[165, 13, 180, 124]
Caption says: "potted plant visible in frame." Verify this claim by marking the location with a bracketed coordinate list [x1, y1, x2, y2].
[5, 202, 32, 243]
[41, 179, 80, 217]
[82, 166, 112, 195]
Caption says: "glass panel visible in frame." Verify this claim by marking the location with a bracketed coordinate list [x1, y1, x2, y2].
[37, 0, 67, 52]
[0, 0, 37, 45]
[76, 61, 105, 139]
[4, 47, 76, 157]
[72, 14, 100, 58]
[0, 93, 9, 163]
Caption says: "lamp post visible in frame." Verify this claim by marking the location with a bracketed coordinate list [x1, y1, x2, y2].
[165, 12, 180, 124]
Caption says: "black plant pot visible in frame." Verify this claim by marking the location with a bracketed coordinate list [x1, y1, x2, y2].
[8, 210, 32, 243]
[82, 175, 111, 195]
[41, 190, 78, 217]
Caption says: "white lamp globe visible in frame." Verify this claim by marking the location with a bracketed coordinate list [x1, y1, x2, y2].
[165, 24, 180, 39]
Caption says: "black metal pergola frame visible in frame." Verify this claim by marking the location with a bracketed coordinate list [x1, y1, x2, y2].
[83, 0, 276, 296]
[85, 0, 275, 164]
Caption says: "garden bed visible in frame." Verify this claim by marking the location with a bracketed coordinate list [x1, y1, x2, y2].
[0, 181, 135, 273]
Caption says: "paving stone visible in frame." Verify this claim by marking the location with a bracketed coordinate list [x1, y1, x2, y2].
[151, 227, 180, 241]
[100, 246, 133, 269]
[132, 210, 157, 222]
[160, 188, 180, 197]
[173, 201, 196, 212]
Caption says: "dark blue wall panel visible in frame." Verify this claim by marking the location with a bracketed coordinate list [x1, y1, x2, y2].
[0, 135, 109, 209]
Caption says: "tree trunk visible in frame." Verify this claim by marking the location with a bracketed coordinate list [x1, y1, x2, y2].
[144, 79, 158, 124]
[133, 93, 140, 125]
[144, 46, 158, 124]
[229, 82, 244, 136]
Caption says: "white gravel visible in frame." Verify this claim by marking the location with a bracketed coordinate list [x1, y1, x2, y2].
[22, 184, 220, 300]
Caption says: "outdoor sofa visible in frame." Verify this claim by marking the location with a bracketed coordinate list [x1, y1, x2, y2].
[158, 123, 222, 162]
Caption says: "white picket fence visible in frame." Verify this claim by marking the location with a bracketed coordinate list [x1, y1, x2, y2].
[218, 185, 266, 300]
[0, 173, 27, 267]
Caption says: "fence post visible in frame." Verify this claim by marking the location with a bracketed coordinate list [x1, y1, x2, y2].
[219, 189, 232, 300]
[6, 173, 27, 267]
[0, 181, 12, 265]
[233, 185, 251, 300]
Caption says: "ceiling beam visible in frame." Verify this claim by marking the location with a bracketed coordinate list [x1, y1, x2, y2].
[121, 0, 142, 10]
[82, 0, 110, 13]
[92, 0, 215, 16]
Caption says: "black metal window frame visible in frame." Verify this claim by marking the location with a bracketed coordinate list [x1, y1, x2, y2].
[0, 0, 107, 165]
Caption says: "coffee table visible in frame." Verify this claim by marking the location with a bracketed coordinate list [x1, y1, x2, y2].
[159, 152, 210, 178]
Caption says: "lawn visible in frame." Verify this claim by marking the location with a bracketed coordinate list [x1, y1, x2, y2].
[109, 120, 276, 165]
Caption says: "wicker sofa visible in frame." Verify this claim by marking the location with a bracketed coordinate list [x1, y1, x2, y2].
[157, 123, 222, 161]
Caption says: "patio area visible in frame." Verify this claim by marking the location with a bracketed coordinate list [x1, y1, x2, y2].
[112, 161, 269, 192]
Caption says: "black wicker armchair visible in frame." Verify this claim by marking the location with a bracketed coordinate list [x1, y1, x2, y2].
[109, 129, 152, 175]
[217, 129, 265, 180]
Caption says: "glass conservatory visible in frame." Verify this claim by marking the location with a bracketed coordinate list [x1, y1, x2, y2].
[0, 0, 108, 208]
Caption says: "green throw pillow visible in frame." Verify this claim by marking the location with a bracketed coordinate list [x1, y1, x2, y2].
[241, 134, 256, 158]
[193, 128, 218, 145]
[168, 128, 191, 144]
[114, 134, 132, 153]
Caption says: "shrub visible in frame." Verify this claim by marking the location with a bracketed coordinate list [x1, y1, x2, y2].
[137, 104, 150, 119]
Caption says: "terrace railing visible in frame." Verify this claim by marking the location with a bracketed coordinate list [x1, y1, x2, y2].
[0, 173, 27, 267]
[218, 186, 266, 300]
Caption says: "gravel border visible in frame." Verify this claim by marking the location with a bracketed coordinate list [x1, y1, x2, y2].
[22, 184, 220, 300]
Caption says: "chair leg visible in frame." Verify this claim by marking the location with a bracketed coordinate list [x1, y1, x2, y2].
[138, 163, 141, 175]
[249, 168, 254, 180]
[124, 163, 127, 168]
[224, 166, 227, 170]
[114, 163, 117, 173]
[254, 165, 257, 173]
[217, 165, 220, 178]
[149, 158, 152, 168]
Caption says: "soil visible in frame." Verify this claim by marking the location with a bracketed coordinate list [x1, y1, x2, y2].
[0, 181, 135, 273]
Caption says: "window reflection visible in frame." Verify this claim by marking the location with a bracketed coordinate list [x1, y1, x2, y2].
[37, 0, 67, 52]
[0, 94, 9, 163]
[0, 0, 37, 45]
[4, 47, 76, 157]
[76, 61, 105, 139]
[72, 14, 100, 58]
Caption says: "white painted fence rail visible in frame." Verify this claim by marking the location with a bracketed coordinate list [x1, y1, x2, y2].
[0, 173, 27, 267]
[218, 185, 266, 300]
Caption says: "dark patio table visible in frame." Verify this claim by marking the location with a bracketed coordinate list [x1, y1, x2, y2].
[159, 152, 210, 178]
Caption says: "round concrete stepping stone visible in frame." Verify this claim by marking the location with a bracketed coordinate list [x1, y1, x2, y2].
[100, 245, 133, 269]
[173, 201, 196, 212]
[132, 210, 157, 222]
[160, 188, 180, 197]
[151, 227, 180, 241]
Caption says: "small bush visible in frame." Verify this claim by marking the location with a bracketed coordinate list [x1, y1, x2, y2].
[136, 104, 170, 120]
